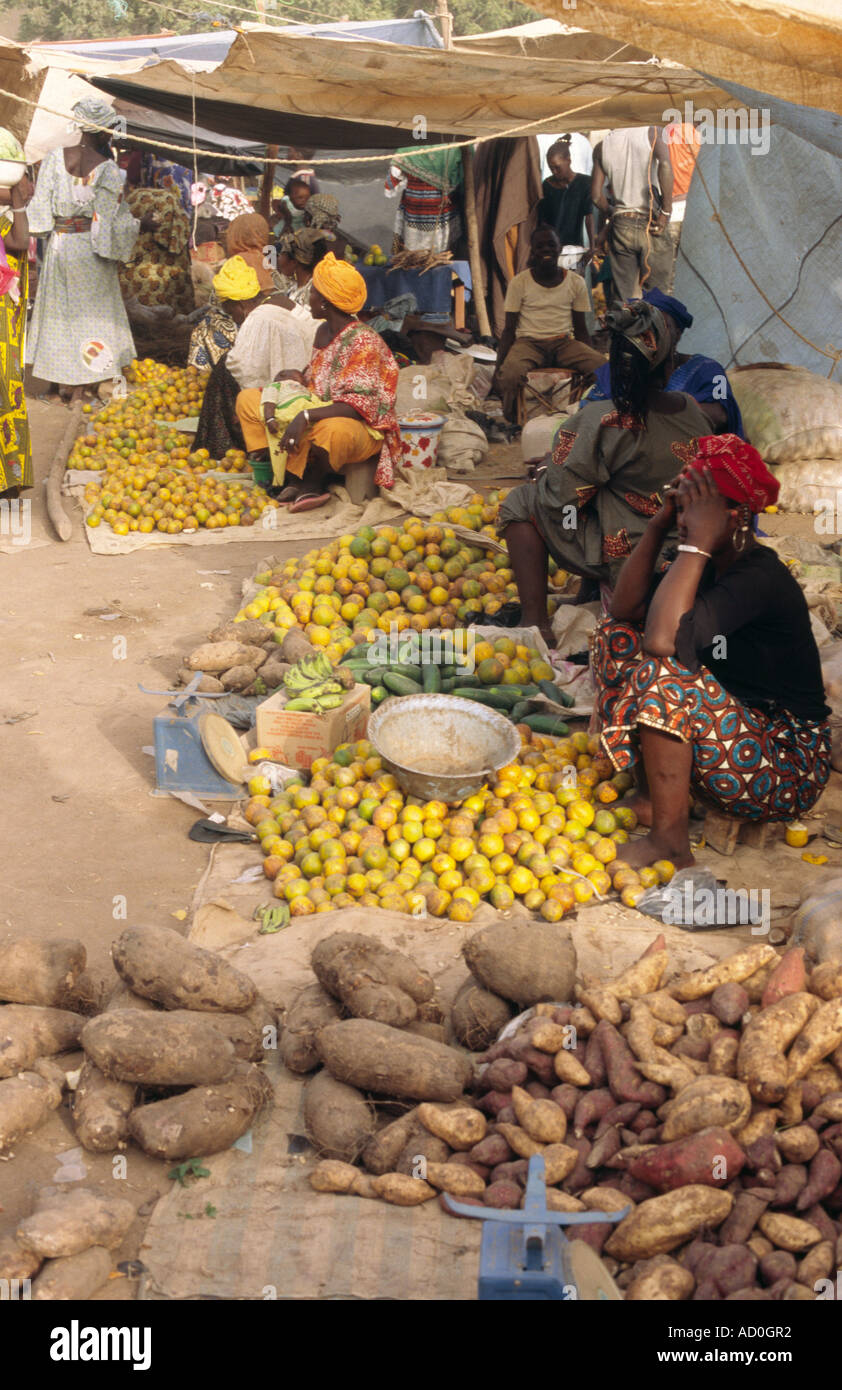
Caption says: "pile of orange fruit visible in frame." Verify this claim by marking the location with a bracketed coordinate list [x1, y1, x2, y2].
[244, 728, 674, 923]
[83, 464, 276, 536]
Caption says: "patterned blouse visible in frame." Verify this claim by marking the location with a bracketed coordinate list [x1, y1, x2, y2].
[305, 322, 401, 487]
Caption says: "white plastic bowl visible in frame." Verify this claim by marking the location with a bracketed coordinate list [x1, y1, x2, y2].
[0, 158, 26, 190]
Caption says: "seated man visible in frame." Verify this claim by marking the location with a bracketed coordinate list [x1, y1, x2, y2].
[494, 226, 606, 423]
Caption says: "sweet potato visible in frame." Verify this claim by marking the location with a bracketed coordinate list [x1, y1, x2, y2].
[757, 1211, 822, 1251]
[316, 1019, 471, 1102]
[462, 920, 576, 1006]
[396, 1130, 450, 1175]
[735, 1108, 780, 1148]
[661, 1077, 751, 1142]
[587, 1128, 621, 1169]
[574, 1088, 615, 1136]
[425, 1162, 486, 1197]
[737, 992, 818, 1103]
[0, 936, 86, 1007]
[570, 1005, 598, 1036]
[31, 1246, 112, 1301]
[417, 1103, 485, 1151]
[553, 1049, 591, 1086]
[640, 991, 687, 1027]
[709, 1034, 739, 1077]
[672, 945, 778, 1001]
[776, 1124, 820, 1164]
[496, 1122, 545, 1159]
[470, 1133, 512, 1167]
[511, 1086, 566, 1143]
[551, 1084, 579, 1119]
[304, 1069, 375, 1162]
[595, 1101, 640, 1137]
[787, 998, 842, 1084]
[112, 925, 256, 1013]
[625, 1257, 694, 1301]
[0, 1066, 63, 1151]
[629, 1128, 745, 1192]
[771, 1164, 807, 1208]
[542, 1143, 584, 1185]
[708, 1244, 758, 1297]
[719, 1190, 769, 1244]
[361, 1109, 418, 1175]
[607, 949, 668, 1001]
[544, 1189, 588, 1213]
[809, 962, 842, 1001]
[796, 1147, 842, 1210]
[762, 948, 807, 1007]
[759, 1249, 796, 1285]
[814, 1092, 842, 1121]
[16, 1190, 134, 1259]
[280, 984, 341, 1074]
[605, 1187, 733, 1260]
[0, 1004, 84, 1078]
[797, 1239, 834, 1286]
[128, 1061, 272, 1160]
[742, 962, 776, 1004]
[480, 1058, 527, 1093]
[309, 1159, 374, 1196]
[595, 1020, 666, 1108]
[484, 1181, 522, 1209]
[450, 979, 511, 1051]
[82, 1010, 236, 1086]
[371, 1173, 436, 1205]
[575, 981, 623, 1025]
[710, 983, 749, 1026]
[504, 1036, 556, 1085]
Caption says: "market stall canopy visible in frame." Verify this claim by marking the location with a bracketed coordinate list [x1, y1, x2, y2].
[452, 18, 654, 63]
[531, 0, 842, 114]
[88, 26, 735, 152]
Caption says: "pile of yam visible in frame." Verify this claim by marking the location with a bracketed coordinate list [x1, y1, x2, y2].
[303, 931, 842, 1299]
[179, 621, 310, 696]
[1, 1188, 136, 1301]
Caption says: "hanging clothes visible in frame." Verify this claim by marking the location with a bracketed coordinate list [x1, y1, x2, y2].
[384, 146, 463, 254]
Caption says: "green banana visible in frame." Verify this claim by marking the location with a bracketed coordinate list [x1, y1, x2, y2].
[254, 901, 290, 934]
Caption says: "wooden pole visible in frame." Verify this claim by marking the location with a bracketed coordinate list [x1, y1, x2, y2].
[258, 144, 279, 223]
[435, 0, 453, 49]
[462, 144, 492, 339]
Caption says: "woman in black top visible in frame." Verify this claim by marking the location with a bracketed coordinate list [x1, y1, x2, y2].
[594, 434, 831, 869]
[537, 140, 594, 254]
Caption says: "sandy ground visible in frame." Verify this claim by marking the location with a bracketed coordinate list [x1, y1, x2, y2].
[2, 403, 840, 1300]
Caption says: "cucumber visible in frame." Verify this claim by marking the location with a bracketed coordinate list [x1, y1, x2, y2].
[383, 672, 423, 696]
[370, 685, 388, 705]
[483, 686, 524, 710]
[523, 713, 570, 736]
[437, 665, 460, 679]
[449, 672, 482, 688]
[362, 670, 384, 686]
[509, 699, 534, 723]
[450, 688, 515, 710]
[386, 663, 423, 682]
[538, 677, 575, 709]
[440, 677, 461, 693]
[346, 643, 376, 660]
[422, 664, 442, 693]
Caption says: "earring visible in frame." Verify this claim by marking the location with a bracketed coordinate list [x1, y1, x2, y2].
[734, 526, 747, 552]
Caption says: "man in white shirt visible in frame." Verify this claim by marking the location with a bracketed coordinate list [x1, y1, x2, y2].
[494, 226, 606, 422]
[591, 126, 674, 301]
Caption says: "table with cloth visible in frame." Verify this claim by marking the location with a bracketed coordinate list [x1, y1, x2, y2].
[359, 259, 472, 324]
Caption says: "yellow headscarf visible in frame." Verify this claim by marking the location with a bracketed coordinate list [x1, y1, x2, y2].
[312, 251, 367, 314]
[212, 254, 262, 302]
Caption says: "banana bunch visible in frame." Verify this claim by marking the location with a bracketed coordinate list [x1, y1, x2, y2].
[282, 651, 354, 713]
[254, 901, 290, 934]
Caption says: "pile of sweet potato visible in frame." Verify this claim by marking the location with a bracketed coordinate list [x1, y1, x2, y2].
[308, 935, 842, 1299]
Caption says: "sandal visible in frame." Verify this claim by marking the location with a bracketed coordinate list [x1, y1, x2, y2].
[288, 491, 331, 514]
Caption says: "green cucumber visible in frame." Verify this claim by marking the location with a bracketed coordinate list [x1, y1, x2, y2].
[450, 688, 515, 710]
[482, 686, 523, 710]
[538, 677, 575, 709]
[422, 664, 442, 693]
[449, 672, 481, 688]
[370, 685, 388, 705]
[383, 672, 423, 696]
[346, 643, 376, 660]
[509, 699, 534, 723]
[523, 713, 570, 736]
[386, 663, 423, 682]
[362, 670, 383, 686]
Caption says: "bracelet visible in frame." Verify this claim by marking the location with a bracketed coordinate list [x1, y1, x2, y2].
[302, 409, 310, 425]
[677, 544, 712, 559]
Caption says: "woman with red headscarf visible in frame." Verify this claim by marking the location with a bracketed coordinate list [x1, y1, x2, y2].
[595, 434, 831, 869]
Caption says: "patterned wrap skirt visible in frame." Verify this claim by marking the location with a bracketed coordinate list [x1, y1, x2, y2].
[593, 618, 831, 822]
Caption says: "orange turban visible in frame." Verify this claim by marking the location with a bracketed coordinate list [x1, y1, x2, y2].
[312, 252, 367, 314]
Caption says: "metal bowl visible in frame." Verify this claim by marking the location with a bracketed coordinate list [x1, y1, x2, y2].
[367, 693, 521, 803]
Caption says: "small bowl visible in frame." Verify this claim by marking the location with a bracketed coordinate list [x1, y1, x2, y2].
[0, 158, 26, 190]
[367, 692, 520, 803]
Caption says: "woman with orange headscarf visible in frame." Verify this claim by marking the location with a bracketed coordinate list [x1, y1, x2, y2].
[594, 434, 831, 872]
[235, 252, 400, 511]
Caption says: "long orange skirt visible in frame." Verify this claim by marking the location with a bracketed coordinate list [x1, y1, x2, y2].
[235, 388, 381, 478]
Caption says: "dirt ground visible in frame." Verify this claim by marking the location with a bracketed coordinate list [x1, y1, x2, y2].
[2, 403, 840, 1300]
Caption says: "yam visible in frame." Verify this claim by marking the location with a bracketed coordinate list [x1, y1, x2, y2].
[0, 1232, 41, 1282]
[511, 1085, 567, 1143]
[762, 948, 807, 1007]
[0, 1004, 84, 1078]
[396, 1131, 450, 1174]
[16, 1190, 135, 1259]
[128, 1062, 272, 1159]
[417, 1103, 485, 1151]
[82, 1010, 236, 1086]
[370, 1173, 436, 1206]
[462, 919, 576, 1006]
[186, 641, 267, 673]
[316, 1019, 472, 1102]
[625, 1256, 694, 1301]
[450, 979, 511, 1051]
[309, 1160, 374, 1196]
[280, 628, 318, 664]
[0, 935, 86, 1007]
[661, 1077, 751, 1142]
[280, 984, 342, 1075]
[258, 659, 293, 691]
[72, 1061, 136, 1154]
[672, 945, 777, 1001]
[220, 664, 257, 692]
[208, 619, 274, 648]
[31, 1246, 112, 1301]
[311, 933, 432, 1027]
[787, 997, 842, 1083]
[178, 668, 224, 694]
[112, 925, 256, 1013]
[605, 1187, 734, 1261]
[425, 1162, 486, 1197]
[737, 992, 818, 1103]
[303, 1070, 375, 1162]
[757, 1211, 822, 1252]
[61, 967, 112, 1018]
[0, 1067, 63, 1151]
[629, 1128, 745, 1192]
[200, 997, 277, 1063]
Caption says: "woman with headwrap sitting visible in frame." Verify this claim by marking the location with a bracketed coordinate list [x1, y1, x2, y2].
[191, 255, 312, 459]
[597, 436, 830, 870]
[26, 98, 139, 401]
[235, 253, 400, 512]
[587, 288, 743, 436]
[498, 298, 711, 642]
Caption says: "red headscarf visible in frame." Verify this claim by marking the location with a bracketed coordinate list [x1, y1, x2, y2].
[686, 434, 779, 511]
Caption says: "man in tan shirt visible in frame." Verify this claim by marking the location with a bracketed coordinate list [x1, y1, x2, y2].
[494, 226, 606, 422]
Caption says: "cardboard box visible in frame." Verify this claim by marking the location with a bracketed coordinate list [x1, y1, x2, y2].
[255, 683, 371, 771]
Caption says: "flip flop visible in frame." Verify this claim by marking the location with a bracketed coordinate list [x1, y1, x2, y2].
[188, 818, 256, 844]
[288, 491, 331, 513]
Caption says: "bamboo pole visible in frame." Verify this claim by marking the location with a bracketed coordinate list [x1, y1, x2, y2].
[258, 144, 279, 223]
[461, 144, 492, 339]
